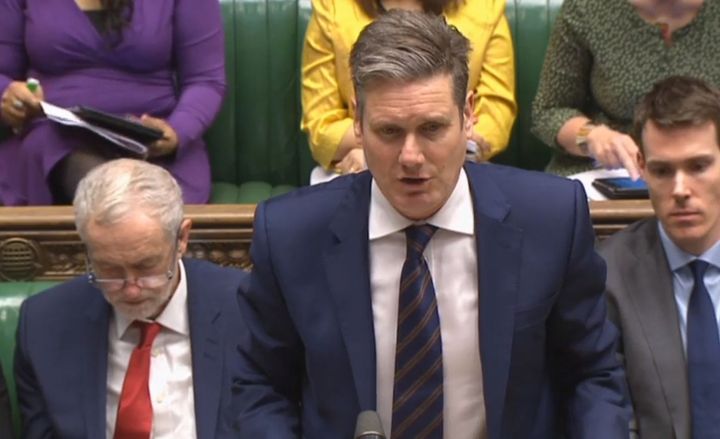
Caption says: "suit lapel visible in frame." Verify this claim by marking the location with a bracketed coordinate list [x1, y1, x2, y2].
[625, 221, 689, 437]
[323, 167, 523, 424]
[82, 289, 111, 439]
[186, 261, 223, 439]
[466, 165, 522, 439]
[325, 173, 377, 410]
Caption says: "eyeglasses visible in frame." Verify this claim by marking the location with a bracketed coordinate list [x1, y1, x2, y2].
[87, 241, 179, 293]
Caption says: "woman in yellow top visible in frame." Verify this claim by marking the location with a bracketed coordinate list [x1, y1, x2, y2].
[302, 0, 517, 174]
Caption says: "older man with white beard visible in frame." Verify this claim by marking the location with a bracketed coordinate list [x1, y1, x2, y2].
[14, 159, 248, 439]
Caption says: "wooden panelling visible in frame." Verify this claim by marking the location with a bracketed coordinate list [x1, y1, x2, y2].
[590, 200, 654, 240]
[0, 201, 654, 281]
[0, 205, 255, 281]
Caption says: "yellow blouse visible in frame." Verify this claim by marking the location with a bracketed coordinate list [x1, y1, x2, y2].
[301, 0, 517, 168]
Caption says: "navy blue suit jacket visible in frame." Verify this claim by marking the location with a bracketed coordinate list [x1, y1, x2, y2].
[234, 163, 631, 438]
[15, 258, 249, 439]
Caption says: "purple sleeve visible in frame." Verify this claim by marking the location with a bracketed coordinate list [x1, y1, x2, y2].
[166, 0, 227, 149]
[0, 0, 26, 119]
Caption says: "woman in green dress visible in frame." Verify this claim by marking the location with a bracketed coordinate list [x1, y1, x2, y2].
[532, 0, 717, 177]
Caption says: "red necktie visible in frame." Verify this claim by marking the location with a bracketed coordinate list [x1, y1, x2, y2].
[114, 321, 162, 439]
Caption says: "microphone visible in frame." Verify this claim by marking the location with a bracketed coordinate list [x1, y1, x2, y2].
[354, 410, 386, 439]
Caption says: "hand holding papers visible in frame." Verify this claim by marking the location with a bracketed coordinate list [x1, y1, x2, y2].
[40, 102, 163, 157]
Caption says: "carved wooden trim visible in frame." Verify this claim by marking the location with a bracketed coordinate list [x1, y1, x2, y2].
[589, 200, 654, 240]
[0, 201, 653, 281]
[0, 205, 255, 281]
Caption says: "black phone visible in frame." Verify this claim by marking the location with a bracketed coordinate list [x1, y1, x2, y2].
[72, 106, 164, 144]
[592, 177, 649, 199]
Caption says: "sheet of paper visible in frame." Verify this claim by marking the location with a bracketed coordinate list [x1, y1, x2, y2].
[568, 168, 631, 200]
[40, 101, 148, 156]
[41, 101, 86, 125]
[309, 165, 342, 185]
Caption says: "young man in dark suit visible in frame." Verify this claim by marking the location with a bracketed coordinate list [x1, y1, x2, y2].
[601, 76, 720, 439]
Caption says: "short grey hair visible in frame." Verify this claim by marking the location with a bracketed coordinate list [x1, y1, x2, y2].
[73, 159, 184, 242]
[350, 9, 471, 121]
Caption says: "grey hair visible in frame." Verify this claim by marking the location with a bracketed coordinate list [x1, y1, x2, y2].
[73, 159, 184, 242]
[350, 9, 471, 121]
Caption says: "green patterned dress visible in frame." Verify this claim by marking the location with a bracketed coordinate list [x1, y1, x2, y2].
[532, 0, 720, 176]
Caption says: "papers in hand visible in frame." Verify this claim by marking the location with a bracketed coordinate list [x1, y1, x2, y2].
[40, 102, 148, 156]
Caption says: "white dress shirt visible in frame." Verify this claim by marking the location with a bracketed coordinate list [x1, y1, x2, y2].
[106, 260, 198, 439]
[369, 169, 486, 439]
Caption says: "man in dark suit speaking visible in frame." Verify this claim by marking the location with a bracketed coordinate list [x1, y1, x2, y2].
[234, 10, 631, 439]
[14, 159, 248, 439]
[600, 76, 720, 439]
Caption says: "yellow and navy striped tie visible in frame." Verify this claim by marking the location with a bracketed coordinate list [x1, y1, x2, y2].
[391, 224, 443, 439]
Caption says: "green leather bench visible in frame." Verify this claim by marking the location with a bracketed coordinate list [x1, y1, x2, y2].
[497, 0, 561, 171]
[0, 281, 58, 434]
[206, 0, 314, 203]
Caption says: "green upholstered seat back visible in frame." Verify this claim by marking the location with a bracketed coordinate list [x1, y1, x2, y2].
[205, 0, 315, 199]
[495, 0, 563, 170]
[0, 281, 59, 434]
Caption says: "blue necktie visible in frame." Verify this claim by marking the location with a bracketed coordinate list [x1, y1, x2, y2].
[391, 225, 443, 439]
[687, 260, 720, 439]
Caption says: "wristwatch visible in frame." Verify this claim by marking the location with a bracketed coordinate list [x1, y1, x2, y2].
[575, 122, 597, 156]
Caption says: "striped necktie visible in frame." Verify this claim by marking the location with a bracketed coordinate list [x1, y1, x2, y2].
[391, 224, 443, 439]
[687, 260, 720, 439]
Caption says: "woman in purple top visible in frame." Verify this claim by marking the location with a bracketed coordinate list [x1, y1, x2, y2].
[0, 0, 226, 205]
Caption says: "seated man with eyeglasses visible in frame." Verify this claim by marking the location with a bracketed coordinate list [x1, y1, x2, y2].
[14, 158, 249, 439]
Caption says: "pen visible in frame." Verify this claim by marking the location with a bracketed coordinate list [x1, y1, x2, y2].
[26, 77, 39, 94]
[10, 78, 39, 110]
[11, 78, 41, 134]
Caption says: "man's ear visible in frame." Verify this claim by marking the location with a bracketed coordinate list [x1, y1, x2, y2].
[637, 150, 646, 178]
[463, 91, 475, 136]
[178, 218, 192, 256]
[352, 97, 363, 142]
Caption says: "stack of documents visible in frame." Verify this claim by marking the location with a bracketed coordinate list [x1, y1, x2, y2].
[41, 102, 149, 156]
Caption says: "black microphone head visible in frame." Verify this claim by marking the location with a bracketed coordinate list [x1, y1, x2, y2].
[354, 410, 386, 439]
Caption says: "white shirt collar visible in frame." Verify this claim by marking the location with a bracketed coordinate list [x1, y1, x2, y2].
[369, 169, 474, 240]
[115, 259, 190, 338]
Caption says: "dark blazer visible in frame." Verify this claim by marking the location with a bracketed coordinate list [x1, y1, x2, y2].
[234, 162, 631, 439]
[14, 258, 249, 439]
[0, 362, 14, 439]
[599, 218, 690, 439]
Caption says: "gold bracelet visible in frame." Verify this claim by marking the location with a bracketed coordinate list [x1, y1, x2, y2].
[575, 122, 597, 156]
